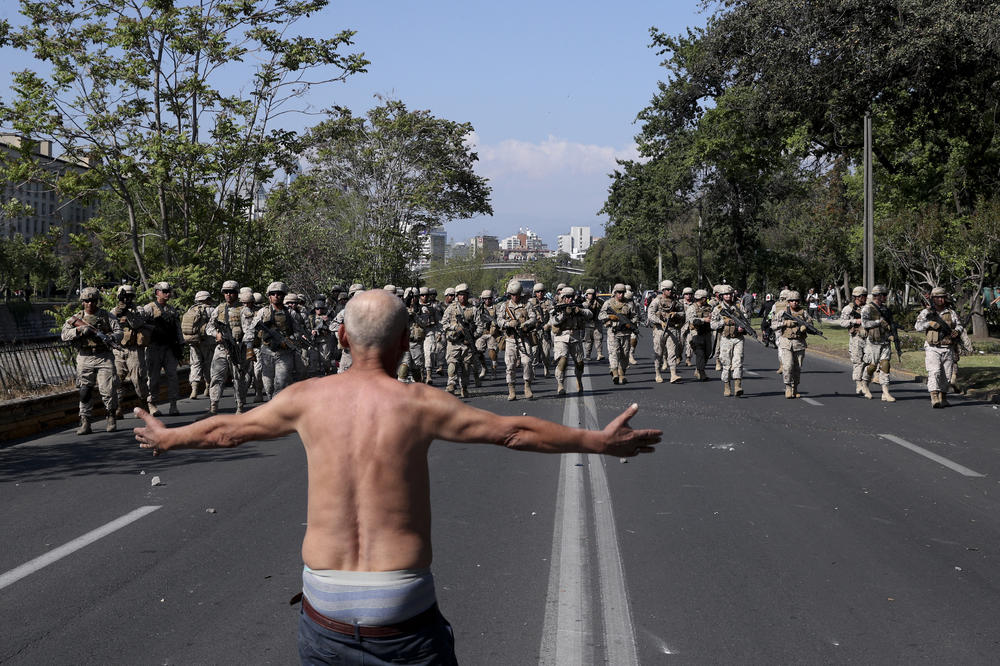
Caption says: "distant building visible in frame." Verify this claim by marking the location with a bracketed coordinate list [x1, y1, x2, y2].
[556, 226, 593, 260]
[0, 134, 99, 240]
[471, 234, 499, 258]
[447, 241, 471, 260]
[557, 234, 573, 255]
[421, 226, 447, 265]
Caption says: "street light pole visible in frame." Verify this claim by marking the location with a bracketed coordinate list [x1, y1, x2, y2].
[863, 112, 875, 291]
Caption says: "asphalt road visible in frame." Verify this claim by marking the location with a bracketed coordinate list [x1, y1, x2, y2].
[2, 340, 999, 664]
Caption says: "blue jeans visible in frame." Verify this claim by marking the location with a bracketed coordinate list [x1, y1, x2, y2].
[298, 606, 458, 665]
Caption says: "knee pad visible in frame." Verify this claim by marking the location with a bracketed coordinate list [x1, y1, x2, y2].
[866, 363, 877, 376]
[79, 383, 93, 404]
[557, 357, 568, 372]
[879, 359, 890, 374]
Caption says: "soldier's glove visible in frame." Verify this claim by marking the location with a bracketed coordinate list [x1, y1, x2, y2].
[798, 325, 808, 334]
[607, 314, 619, 321]
[926, 320, 940, 330]
[245, 348, 255, 361]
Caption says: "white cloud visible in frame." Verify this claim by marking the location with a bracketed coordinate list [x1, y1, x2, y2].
[467, 132, 639, 179]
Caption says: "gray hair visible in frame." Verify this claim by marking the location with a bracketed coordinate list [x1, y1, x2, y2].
[343, 290, 407, 350]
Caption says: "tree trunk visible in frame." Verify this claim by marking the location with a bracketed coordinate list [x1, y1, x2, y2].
[127, 202, 149, 290]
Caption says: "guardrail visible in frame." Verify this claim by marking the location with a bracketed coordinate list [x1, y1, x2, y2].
[0, 340, 77, 398]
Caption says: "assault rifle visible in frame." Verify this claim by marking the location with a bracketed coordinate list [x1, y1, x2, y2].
[214, 316, 244, 364]
[256, 319, 299, 351]
[719, 305, 761, 344]
[68, 315, 127, 352]
[780, 310, 827, 338]
[455, 307, 489, 370]
[502, 302, 532, 358]
[608, 309, 641, 337]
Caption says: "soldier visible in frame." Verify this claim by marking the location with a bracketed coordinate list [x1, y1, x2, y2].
[528, 283, 554, 377]
[413, 287, 440, 384]
[182, 291, 215, 400]
[434, 287, 454, 377]
[647, 280, 686, 383]
[599, 283, 638, 384]
[245, 281, 305, 400]
[62, 287, 122, 434]
[398, 288, 425, 383]
[331, 284, 364, 373]
[284, 293, 309, 382]
[307, 297, 334, 376]
[710, 286, 723, 372]
[205, 280, 248, 415]
[624, 288, 639, 365]
[550, 286, 591, 395]
[442, 283, 478, 397]
[859, 285, 897, 402]
[768, 289, 791, 374]
[772, 291, 813, 398]
[143, 281, 183, 416]
[111, 284, 150, 418]
[914, 286, 965, 408]
[711, 284, 748, 397]
[839, 286, 869, 395]
[239, 288, 264, 401]
[497, 280, 537, 400]
[475, 289, 500, 380]
[582, 288, 604, 361]
[680, 286, 695, 366]
[686, 289, 714, 380]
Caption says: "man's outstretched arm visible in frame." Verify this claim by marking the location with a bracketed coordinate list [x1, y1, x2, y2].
[433, 395, 661, 458]
[134, 384, 301, 454]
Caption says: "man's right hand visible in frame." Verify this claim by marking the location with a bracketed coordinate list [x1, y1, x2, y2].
[601, 404, 661, 457]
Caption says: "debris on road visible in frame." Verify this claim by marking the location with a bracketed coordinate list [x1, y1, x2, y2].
[150, 475, 163, 486]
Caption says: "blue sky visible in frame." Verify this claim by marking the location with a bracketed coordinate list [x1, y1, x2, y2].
[0, 1, 710, 248]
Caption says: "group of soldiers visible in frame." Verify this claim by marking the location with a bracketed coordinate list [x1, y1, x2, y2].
[61, 275, 974, 434]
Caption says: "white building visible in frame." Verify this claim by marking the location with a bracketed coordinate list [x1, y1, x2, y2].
[560, 225, 593, 260]
[417, 226, 447, 265]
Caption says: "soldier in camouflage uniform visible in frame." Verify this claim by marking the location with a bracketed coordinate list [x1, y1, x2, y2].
[111, 284, 149, 418]
[549, 286, 591, 395]
[839, 286, 869, 395]
[582, 288, 604, 361]
[680, 286, 695, 366]
[432, 287, 453, 377]
[245, 281, 304, 400]
[599, 283, 638, 385]
[624, 288, 639, 365]
[307, 297, 334, 376]
[647, 280, 686, 383]
[859, 285, 897, 402]
[528, 283, 554, 378]
[475, 289, 500, 380]
[914, 286, 964, 408]
[710, 285, 748, 397]
[62, 287, 123, 434]
[239, 289, 264, 401]
[331, 284, 364, 373]
[442, 283, 478, 397]
[769, 289, 790, 374]
[397, 288, 425, 383]
[497, 280, 537, 400]
[183, 291, 215, 400]
[283, 293, 309, 382]
[772, 291, 812, 398]
[143, 281, 183, 416]
[709, 286, 723, 371]
[412, 287, 439, 384]
[685, 289, 714, 380]
[205, 280, 248, 415]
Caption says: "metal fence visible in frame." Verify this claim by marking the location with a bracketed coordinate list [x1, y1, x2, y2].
[0, 339, 77, 398]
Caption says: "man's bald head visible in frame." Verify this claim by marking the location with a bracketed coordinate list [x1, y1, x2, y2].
[344, 289, 407, 351]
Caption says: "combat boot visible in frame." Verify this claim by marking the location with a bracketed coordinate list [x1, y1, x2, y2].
[855, 380, 863, 395]
[776, 364, 783, 374]
[114, 405, 124, 419]
[618, 367, 628, 385]
[576, 372, 584, 394]
[880, 384, 896, 402]
[723, 381, 732, 397]
[861, 381, 873, 399]
[612, 372, 620, 385]
[596, 353, 604, 361]
[784, 385, 795, 399]
[424, 368, 433, 385]
[508, 383, 516, 401]
[189, 381, 199, 399]
[209, 402, 218, 415]
[695, 369, 705, 381]
[939, 391, 950, 407]
[669, 368, 681, 384]
[655, 367, 664, 383]
[169, 401, 180, 416]
[793, 384, 802, 398]
[106, 415, 116, 432]
[473, 372, 482, 388]
[931, 391, 942, 408]
[460, 386, 468, 399]
[524, 382, 534, 399]
[147, 400, 160, 416]
[76, 417, 91, 436]
[557, 378, 566, 395]
[734, 379, 744, 396]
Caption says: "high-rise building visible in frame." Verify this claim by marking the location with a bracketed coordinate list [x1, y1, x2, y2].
[417, 226, 447, 266]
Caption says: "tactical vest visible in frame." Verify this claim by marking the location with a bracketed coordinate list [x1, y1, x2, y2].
[218, 304, 244, 341]
[844, 303, 865, 338]
[782, 308, 808, 340]
[147, 301, 178, 346]
[607, 299, 633, 334]
[258, 306, 292, 347]
[76, 311, 114, 352]
[717, 305, 742, 338]
[690, 304, 713, 335]
[114, 304, 147, 348]
[182, 305, 210, 343]
[925, 310, 954, 346]
[663, 298, 684, 328]
[408, 307, 426, 342]
[864, 305, 885, 343]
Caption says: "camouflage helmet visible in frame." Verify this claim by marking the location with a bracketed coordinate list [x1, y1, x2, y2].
[116, 284, 135, 299]
[931, 286, 948, 297]
[778, 289, 790, 300]
[195, 290, 212, 303]
[444, 287, 455, 297]
[266, 281, 289, 295]
[348, 283, 364, 296]
[682, 287, 694, 295]
[506, 280, 522, 295]
[659, 279, 674, 291]
[556, 283, 566, 291]
[694, 289, 709, 300]
[624, 289, 633, 299]
[337, 292, 348, 301]
[239, 289, 254, 304]
[428, 287, 438, 296]
[717, 284, 735, 295]
[851, 286, 868, 297]
[221, 280, 239, 291]
[153, 281, 172, 292]
[283, 293, 298, 305]
[533, 283, 545, 293]
[612, 283, 626, 294]
[480, 289, 493, 299]
[870, 285, 886, 296]
[454, 283, 469, 294]
[253, 292, 265, 305]
[560, 286, 576, 297]
[585, 288, 595, 295]
[419, 287, 430, 296]
[786, 290, 801, 301]
[80, 286, 100, 301]
[383, 284, 396, 292]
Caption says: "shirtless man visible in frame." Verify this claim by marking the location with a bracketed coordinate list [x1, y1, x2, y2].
[133, 289, 661, 665]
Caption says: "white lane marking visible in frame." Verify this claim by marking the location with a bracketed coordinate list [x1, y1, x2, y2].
[582, 377, 639, 665]
[802, 398, 823, 406]
[878, 434, 985, 478]
[539, 398, 590, 666]
[0, 505, 162, 591]
[745, 370, 760, 377]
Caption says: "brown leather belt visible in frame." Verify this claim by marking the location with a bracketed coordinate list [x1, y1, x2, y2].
[301, 595, 438, 638]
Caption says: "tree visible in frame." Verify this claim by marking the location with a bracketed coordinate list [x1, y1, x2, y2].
[0, 0, 367, 288]
[299, 99, 493, 286]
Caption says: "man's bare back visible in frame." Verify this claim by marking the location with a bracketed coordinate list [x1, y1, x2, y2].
[134, 290, 661, 576]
